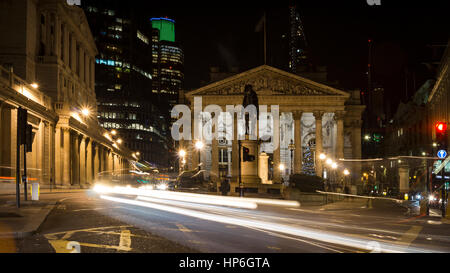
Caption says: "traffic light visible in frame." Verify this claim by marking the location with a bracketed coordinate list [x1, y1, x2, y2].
[242, 146, 255, 162]
[17, 107, 28, 145]
[25, 124, 33, 152]
[435, 121, 448, 150]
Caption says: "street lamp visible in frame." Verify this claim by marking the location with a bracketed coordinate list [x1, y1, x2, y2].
[195, 140, 204, 170]
[111, 129, 117, 136]
[81, 108, 90, 117]
[343, 169, 350, 193]
[178, 149, 186, 172]
[288, 139, 295, 175]
[31, 83, 39, 89]
[319, 153, 326, 160]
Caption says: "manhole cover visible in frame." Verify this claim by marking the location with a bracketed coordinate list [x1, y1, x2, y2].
[0, 212, 22, 218]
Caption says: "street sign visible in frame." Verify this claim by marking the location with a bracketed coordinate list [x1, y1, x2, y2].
[437, 150, 447, 159]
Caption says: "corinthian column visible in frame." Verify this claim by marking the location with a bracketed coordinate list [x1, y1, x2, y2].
[293, 111, 303, 174]
[313, 111, 324, 177]
[232, 114, 239, 183]
[273, 110, 281, 183]
[335, 111, 346, 160]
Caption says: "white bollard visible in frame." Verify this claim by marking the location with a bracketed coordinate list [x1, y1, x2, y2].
[31, 182, 40, 201]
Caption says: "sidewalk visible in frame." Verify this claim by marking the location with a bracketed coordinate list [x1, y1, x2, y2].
[0, 189, 88, 240]
[0, 200, 56, 239]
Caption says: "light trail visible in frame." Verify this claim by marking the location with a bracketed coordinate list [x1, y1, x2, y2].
[93, 184, 299, 208]
[94, 185, 257, 209]
[100, 195, 437, 253]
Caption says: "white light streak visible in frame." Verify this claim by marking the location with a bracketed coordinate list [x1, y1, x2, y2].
[100, 195, 433, 253]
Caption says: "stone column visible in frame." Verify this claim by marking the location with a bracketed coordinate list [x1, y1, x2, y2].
[191, 113, 199, 170]
[107, 150, 111, 172]
[273, 110, 281, 183]
[313, 111, 324, 177]
[232, 114, 239, 183]
[79, 48, 85, 82]
[93, 143, 99, 180]
[71, 133, 80, 186]
[86, 138, 92, 185]
[85, 54, 89, 86]
[63, 26, 69, 65]
[0, 106, 12, 177]
[54, 14, 60, 58]
[79, 136, 86, 187]
[70, 34, 76, 71]
[62, 128, 71, 186]
[335, 111, 346, 160]
[91, 59, 95, 90]
[211, 138, 219, 182]
[352, 119, 363, 192]
[293, 111, 303, 174]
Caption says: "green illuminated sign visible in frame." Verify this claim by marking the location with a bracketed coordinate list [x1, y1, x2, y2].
[151, 18, 175, 42]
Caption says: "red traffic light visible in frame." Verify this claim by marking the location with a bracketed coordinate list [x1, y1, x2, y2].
[435, 122, 447, 132]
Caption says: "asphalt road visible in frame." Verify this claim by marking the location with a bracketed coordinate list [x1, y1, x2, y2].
[15, 190, 450, 253]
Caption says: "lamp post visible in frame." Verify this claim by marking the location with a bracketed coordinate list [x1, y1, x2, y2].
[288, 139, 295, 175]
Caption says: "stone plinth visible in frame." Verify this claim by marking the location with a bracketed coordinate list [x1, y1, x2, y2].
[240, 139, 261, 184]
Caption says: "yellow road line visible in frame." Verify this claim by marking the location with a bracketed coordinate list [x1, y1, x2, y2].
[118, 230, 132, 251]
[176, 223, 193, 233]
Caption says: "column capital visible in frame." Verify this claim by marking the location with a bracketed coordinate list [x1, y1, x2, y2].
[334, 110, 347, 120]
[313, 111, 324, 120]
[292, 110, 303, 120]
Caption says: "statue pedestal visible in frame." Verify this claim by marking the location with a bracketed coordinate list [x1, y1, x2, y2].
[240, 139, 261, 184]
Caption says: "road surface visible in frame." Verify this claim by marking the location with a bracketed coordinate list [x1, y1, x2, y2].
[15, 190, 450, 253]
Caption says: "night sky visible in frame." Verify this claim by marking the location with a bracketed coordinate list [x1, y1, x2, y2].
[139, 0, 449, 118]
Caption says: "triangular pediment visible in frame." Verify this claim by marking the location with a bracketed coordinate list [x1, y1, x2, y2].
[186, 65, 350, 98]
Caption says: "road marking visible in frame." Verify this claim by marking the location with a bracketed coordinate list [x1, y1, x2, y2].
[176, 223, 193, 233]
[397, 226, 422, 248]
[44, 225, 133, 239]
[48, 240, 75, 253]
[71, 206, 123, 212]
[267, 246, 281, 251]
[48, 239, 133, 252]
[188, 240, 205, 245]
[118, 230, 132, 251]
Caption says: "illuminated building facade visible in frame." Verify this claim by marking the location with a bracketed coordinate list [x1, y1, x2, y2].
[151, 17, 184, 109]
[0, 0, 132, 188]
[81, 1, 170, 167]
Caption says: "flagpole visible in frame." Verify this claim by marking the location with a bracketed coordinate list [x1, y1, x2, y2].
[263, 11, 266, 65]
